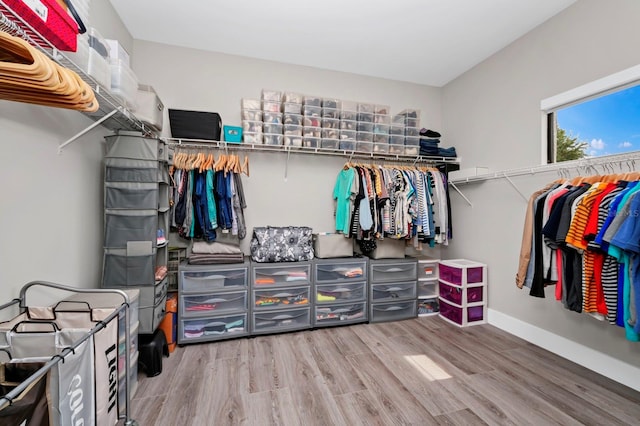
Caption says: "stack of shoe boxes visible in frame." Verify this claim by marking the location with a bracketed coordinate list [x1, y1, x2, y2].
[262, 90, 283, 145]
[283, 92, 304, 147]
[321, 98, 341, 149]
[303, 96, 322, 147]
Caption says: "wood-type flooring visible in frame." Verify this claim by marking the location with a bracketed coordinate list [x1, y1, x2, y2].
[126, 316, 640, 425]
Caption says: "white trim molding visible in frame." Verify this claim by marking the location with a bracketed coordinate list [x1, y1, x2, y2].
[488, 309, 640, 392]
[541, 63, 640, 112]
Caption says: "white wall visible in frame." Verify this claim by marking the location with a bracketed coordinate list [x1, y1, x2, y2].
[0, 1, 132, 300]
[442, 0, 640, 368]
[130, 40, 443, 253]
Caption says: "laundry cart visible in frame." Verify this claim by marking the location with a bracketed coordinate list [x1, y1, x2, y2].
[0, 281, 138, 426]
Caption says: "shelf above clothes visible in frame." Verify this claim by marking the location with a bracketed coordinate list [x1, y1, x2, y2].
[165, 137, 461, 165]
[0, 1, 151, 152]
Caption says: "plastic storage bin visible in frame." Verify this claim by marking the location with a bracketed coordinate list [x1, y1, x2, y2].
[303, 116, 322, 127]
[261, 89, 281, 102]
[284, 113, 303, 125]
[303, 127, 321, 138]
[303, 96, 322, 107]
[243, 132, 263, 144]
[357, 122, 373, 132]
[283, 102, 302, 114]
[373, 142, 389, 153]
[223, 126, 242, 143]
[242, 121, 263, 133]
[322, 108, 340, 119]
[438, 298, 485, 327]
[242, 109, 262, 121]
[303, 105, 322, 117]
[322, 118, 340, 129]
[340, 120, 357, 131]
[303, 136, 321, 148]
[283, 92, 303, 103]
[263, 112, 283, 124]
[405, 136, 420, 155]
[322, 98, 341, 109]
[263, 123, 283, 134]
[321, 129, 339, 140]
[284, 135, 303, 147]
[264, 134, 284, 145]
[321, 139, 339, 150]
[110, 59, 138, 108]
[315, 302, 366, 326]
[439, 259, 486, 285]
[439, 281, 485, 306]
[262, 101, 281, 113]
[357, 112, 374, 123]
[242, 98, 261, 110]
[134, 84, 164, 131]
[340, 110, 357, 121]
[284, 124, 303, 136]
[340, 130, 356, 141]
[405, 127, 420, 137]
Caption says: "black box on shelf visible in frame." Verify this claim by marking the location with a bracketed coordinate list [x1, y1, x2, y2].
[168, 109, 222, 141]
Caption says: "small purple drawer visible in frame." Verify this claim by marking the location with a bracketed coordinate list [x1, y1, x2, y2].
[439, 281, 484, 305]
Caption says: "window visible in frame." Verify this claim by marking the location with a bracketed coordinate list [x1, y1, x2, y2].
[541, 64, 640, 164]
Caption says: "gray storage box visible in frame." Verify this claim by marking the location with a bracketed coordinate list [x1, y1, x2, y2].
[134, 84, 164, 131]
[313, 233, 353, 258]
[368, 238, 406, 259]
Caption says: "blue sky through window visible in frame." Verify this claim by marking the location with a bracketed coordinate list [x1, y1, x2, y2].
[556, 84, 640, 157]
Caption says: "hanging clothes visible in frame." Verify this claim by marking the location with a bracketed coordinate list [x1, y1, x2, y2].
[169, 150, 248, 242]
[518, 172, 640, 343]
[333, 164, 451, 249]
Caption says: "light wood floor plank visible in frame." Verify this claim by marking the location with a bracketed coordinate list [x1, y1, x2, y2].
[346, 352, 438, 424]
[306, 327, 367, 395]
[434, 408, 489, 426]
[127, 317, 640, 426]
[247, 389, 303, 426]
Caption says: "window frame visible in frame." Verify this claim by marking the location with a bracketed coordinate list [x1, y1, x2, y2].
[540, 63, 640, 164]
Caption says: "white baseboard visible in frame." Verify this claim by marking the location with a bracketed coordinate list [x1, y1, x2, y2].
[488, 308, 640, 392]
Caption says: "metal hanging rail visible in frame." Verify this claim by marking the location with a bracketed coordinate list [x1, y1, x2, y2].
[448, 151, 640, 206]
[449, 151, 640, 185]
[165, 137, 461, 165]
[0, 1, 149, 151]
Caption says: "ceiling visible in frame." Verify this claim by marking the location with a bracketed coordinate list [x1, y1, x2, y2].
[109, 0, 576, 87]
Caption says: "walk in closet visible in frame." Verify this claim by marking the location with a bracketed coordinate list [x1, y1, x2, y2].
[3, 1, 640, 425]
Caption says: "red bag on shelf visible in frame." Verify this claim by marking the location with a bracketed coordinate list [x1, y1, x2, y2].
[3, 0, 80, 51]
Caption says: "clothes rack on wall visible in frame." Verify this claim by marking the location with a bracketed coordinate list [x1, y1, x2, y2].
[165, 138, 459, 180]
[0, 1, 150, 152]
[0, 281, 137, 425]
[517, 170, 640, 344]
[449, 151, 640, 206]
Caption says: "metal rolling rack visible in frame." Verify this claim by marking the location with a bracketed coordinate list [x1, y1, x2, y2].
[0, 281, 138, 425]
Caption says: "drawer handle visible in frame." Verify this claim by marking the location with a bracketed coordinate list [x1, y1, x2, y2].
[375, 266, 411, 273]
[374, 305, 405, 312]
[332, 287, 351, 292]
[186, 274, 226, 280]
[384, 286, 405, 292]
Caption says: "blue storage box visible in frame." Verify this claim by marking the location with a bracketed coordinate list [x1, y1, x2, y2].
[224, 125, 243, 143]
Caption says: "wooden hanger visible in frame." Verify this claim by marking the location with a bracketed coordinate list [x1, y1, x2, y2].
[241, 155, 250, 177]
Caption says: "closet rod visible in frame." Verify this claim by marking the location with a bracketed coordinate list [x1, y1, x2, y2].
[164, 138, 461, 164]
[449, 151, 640, 185]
